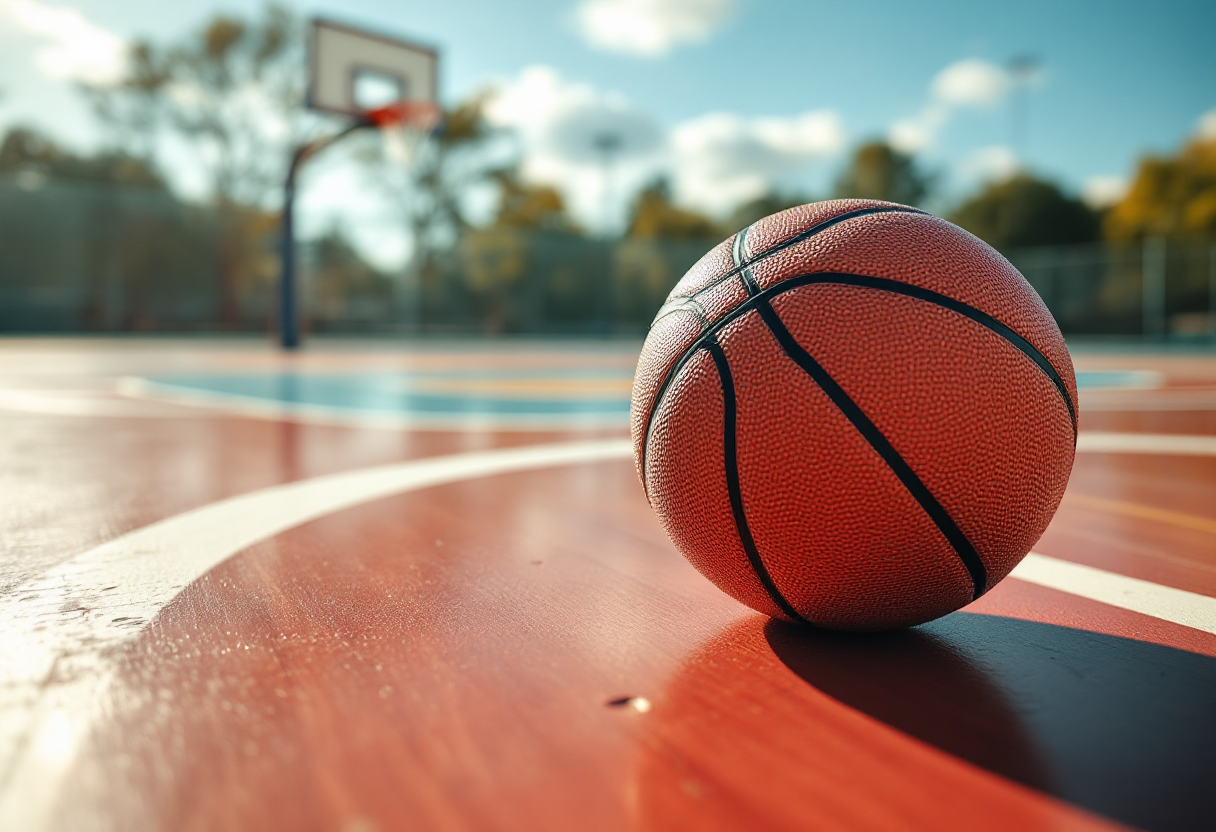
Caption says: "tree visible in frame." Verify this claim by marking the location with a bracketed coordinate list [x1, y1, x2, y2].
[627, 179, 720, 239]
[726, 193, 809, 233]
[309, 227, 394, 321]
[0, 126, 165, 188]
[947, 174, 1100, 251]
[360, 94, 501, 321]
[84, 4, 308, 324]
[1104, 137, 1216, 240]
[86, 4, 303, 207]
[491, 170, 580, 233]
[833, 141, 933, 206]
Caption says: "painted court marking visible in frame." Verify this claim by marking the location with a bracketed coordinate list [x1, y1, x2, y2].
[115, 376, 630, 431]
[0, 388, 199, 418]
[2, 438, 1215, 830]
[1074, 431, 1216, 456]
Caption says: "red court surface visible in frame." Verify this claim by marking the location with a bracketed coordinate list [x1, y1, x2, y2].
[1, 338, 1214, 832]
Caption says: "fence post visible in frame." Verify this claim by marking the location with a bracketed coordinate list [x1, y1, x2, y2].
[1210, 240, 1216, 342]
[1142, 237, 1167, 340]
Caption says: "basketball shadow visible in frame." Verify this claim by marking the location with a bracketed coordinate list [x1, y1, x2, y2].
[766, 614, 1216, 832]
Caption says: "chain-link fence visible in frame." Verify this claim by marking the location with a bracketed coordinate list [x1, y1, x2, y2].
[2, 177, 1214, 339]
[1008, 239, 1216, 339]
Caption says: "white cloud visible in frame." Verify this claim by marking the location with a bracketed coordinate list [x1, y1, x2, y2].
[889, 106, 948, 154]
[485, 66, 845, 229]
[890, 58, 1013, 153]
[1196, 108, 1216, 141]
[670, 110, 845, 213]
[931, 59, 1010, 107]
[956, 145, 1019, 185]
[1082, 175, 1128, 209]
[575, 0, 734, 58]
[1, 0, 126, 85]
[485, 66, 665, 231]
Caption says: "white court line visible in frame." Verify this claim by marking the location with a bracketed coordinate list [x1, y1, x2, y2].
[0, 440, 631, 830]
[2, 438, 1215, 830]
[1011, 554, 1216, 635]
[1075, 432, 1216, 456]
[0, 388, 199, 418]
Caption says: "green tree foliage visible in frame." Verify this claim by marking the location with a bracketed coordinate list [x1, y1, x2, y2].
[1105, 138, 1216, 240]
[0, 127, 164, 188]
[310, 228, 395, 320]
[81, 4, 305, 325]
[85, 4, 303, 208]
[833, 141, 933, 206]
[947, 174, 1101, 251]
[628, 179, 720, 239]
[492, 170, 580, 232]
[726, 193, 808, 233]
[365, 93, 501, 306]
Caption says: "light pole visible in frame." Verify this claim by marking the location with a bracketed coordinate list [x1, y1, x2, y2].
[1006, 55, 1040, 170]
[592, 130, 624, 237]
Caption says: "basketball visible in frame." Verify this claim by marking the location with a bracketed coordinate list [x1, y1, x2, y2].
[631, 199, 1078, 631]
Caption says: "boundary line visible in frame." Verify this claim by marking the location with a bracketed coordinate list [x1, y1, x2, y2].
[1, 438, 1214, 829]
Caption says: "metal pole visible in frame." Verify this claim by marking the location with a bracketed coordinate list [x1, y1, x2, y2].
[1209, 240, 1216, 343]
[278, 120, 371, 351]
[1142, 237, 1167, 340]
[593, 131, 622, 238]
[280, 150, 303, 350]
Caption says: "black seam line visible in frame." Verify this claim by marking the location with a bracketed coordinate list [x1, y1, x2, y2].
[673, 206, 928, 305]
[753, 298, 989, 599]
[796, 274, 1078, 432]
[732, 226, 760, 295]
[705, 337, 813, 624]
[651, 297, 708, 327]
[638, 271, 1076, 504]
[640, 206, 928, 498]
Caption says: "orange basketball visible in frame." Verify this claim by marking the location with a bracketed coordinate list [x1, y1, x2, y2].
[631, 200, 1077, 631]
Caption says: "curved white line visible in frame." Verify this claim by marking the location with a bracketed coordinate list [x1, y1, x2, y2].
[0, 440, 631, 831]
[2, 437, 1214, 829]
[1075, 432, 1216, 456]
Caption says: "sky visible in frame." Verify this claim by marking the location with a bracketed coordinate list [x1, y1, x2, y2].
[1, 0, 1214, 264]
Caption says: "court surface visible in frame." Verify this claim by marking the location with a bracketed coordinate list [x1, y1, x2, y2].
[1, 337, 1214, 832]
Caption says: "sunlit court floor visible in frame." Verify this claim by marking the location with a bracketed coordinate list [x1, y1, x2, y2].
[1, 337, 1214, 832]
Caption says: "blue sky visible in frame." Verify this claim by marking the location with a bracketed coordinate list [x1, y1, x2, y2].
[1, 0, 1213, 247]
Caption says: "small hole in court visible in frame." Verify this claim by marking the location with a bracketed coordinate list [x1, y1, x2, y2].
[606, 696, 651, 712]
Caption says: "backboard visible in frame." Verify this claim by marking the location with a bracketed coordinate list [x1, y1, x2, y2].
[307, 18, 439, 120]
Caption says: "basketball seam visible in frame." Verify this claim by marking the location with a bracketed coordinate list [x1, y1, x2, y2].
[814, 275, 1078, 431]
[650, 297, 708, 327]
[704, 337, 813, 624]
[641, 207, 922, 502]
[753, 297, 989, 599]
[732, 226, 760, 295]
[639, 272, 1075, 502]
[673, 206, 926, 303]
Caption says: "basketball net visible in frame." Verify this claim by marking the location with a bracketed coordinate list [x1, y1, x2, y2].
[366, 102, 442, 167]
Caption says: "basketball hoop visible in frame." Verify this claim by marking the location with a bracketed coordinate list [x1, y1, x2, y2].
[367, 101, 443, 166]
[279, 18, 443, 350]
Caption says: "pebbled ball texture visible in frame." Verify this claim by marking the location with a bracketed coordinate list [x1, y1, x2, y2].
[631, 199, 1077, 631]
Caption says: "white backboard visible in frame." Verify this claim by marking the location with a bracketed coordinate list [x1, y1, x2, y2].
[307, 18, 439, 119]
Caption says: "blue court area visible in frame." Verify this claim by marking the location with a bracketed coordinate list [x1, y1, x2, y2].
[133, 367, 1160, 426]
[136, 368, 636, 426]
